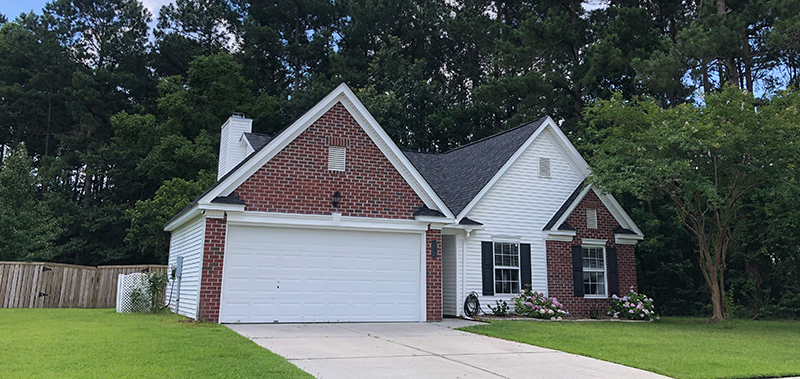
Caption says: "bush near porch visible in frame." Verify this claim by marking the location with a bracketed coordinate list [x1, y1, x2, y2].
[0, 309, 312, 379]
[461, 317, 800, 379]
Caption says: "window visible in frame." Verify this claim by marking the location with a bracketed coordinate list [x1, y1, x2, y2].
[494, 242, 520, 294]
[586, 208, 597, 229]
[328, 145, 346, 171]
[538, 157, 551, 178]
[582, 246, 607, 297]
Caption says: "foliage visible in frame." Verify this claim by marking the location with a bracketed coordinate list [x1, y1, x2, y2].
[0, 145, 60, 261]
[586, 87, 800, 320]
[608, 291, 659, 321]
[126, 171, 216, 263]
[1, 0, 800, 320]
[0, 309, 313, 378]
[512, 289, 569, 319]
[462, 317, 800, 379]
[488, 300, 509, 317]
[128, 272, 170, 313]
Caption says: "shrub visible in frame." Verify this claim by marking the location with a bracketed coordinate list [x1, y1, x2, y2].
[488, 300, 509, 316]
[512, 289, 569, 319]
[129, 272, 169, 313]
[608, 290, 659, 321]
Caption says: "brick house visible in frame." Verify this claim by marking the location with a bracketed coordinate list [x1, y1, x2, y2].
[164, 83, 643, 323]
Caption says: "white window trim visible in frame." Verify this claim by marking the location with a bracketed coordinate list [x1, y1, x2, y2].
[492, 240, 521, 295]
[582, 244, 609, 299]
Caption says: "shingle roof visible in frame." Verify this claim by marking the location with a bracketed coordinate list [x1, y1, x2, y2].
[243, 133, 272, 150]
[404, 117, 547, 215]
[542, 179, 587, 231]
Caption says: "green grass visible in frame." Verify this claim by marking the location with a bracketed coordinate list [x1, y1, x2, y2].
[0, 309, 312, 379]
[460, 317, 800, 379]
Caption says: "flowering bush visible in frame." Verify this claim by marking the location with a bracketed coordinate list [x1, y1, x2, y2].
[607, 291, 659, 321]
[512, 289, 570, 320]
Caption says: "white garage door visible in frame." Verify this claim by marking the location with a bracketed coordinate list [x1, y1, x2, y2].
[219, 225, 423, 323]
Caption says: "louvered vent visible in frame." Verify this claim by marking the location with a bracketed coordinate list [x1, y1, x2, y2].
[586, 208, 598, 229]
[538, 157, 551, 178]
[328, 145, 346, 171]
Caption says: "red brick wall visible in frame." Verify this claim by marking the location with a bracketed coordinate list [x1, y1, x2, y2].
[195, 102, 438, 322]
[197, 217, 226, 322]
[235, 102, 424, 218]
[546, 190, 638, 317]
[426, 228, 443, 322]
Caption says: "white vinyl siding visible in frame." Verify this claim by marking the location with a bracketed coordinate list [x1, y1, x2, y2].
[461, 128, 584, 311]
[167, 216, 205, 319]
[442, 235, 457, 316]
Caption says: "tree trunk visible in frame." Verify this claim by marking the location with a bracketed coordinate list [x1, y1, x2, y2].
[744, 38, 753, 92]
[293, 17, 301, 92]
[702, 60, 710, 93]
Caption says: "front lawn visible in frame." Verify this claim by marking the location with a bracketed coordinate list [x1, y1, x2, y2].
[461, 317, 800, 379]
[0, 309, 312, 379]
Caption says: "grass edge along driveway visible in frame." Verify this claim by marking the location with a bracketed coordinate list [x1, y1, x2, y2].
[460, 317, 800, 379]
[0, 308, 312, 379]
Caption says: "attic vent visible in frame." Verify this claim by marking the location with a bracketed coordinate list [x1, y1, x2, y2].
[586, 208, 598, 229]
[328, 145, 346, 171]
[538, 157, 551, 178]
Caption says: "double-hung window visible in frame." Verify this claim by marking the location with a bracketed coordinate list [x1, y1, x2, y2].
[582, 246, 607, 297]
[494, 242, 520, 294]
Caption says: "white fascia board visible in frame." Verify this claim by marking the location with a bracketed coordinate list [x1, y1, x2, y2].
[226, 211, 430, 233]
[548, 184, 595, 231]
[337, 86, 454, 219]
[455, 120, 551, 221]
[196, 202, 246, 213]
[414, 216, 455, 223]
[199, 83, 454, 219]
[164, 205, 201, 232]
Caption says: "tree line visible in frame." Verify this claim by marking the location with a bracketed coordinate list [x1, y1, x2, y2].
[1, 0, 798, 319]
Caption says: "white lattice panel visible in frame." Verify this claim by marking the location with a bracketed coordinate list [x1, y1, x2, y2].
[116, 273, 147, 313]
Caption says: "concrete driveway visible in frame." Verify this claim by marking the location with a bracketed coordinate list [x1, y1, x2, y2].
[228, 319, 670, 379]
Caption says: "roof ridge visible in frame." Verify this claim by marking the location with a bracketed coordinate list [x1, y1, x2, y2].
[439, 116, 546, 155]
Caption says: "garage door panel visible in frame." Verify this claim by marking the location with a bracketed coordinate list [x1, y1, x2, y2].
[220, 226, 422, 323]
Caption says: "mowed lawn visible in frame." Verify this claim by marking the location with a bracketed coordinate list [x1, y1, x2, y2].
[0, 309, 312, 379]
[461, 317, 800, 379]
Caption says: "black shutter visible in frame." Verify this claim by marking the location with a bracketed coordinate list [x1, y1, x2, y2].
[607, 247, 619, 296]
[572, 246, 584, 297]
[520, 244, 532, 291]
[481, 241, 494, 296]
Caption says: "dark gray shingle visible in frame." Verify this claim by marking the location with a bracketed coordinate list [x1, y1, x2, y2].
[405, 117, 547, 215]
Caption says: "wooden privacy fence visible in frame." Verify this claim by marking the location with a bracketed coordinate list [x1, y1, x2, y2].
[0, 262, 167, 309]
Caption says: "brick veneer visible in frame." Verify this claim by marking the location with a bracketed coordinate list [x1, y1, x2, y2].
[196, 102, 442, 322]
[197, 217, 226, 322]
[546, 190, 638, 317]
[426, 228, 443, 322]
[235, 102, 423, 219]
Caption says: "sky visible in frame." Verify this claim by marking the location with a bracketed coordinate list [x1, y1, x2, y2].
[0, 0, 174, 22]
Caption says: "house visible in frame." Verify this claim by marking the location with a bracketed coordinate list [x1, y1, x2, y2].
[164, 83, 644, 323]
